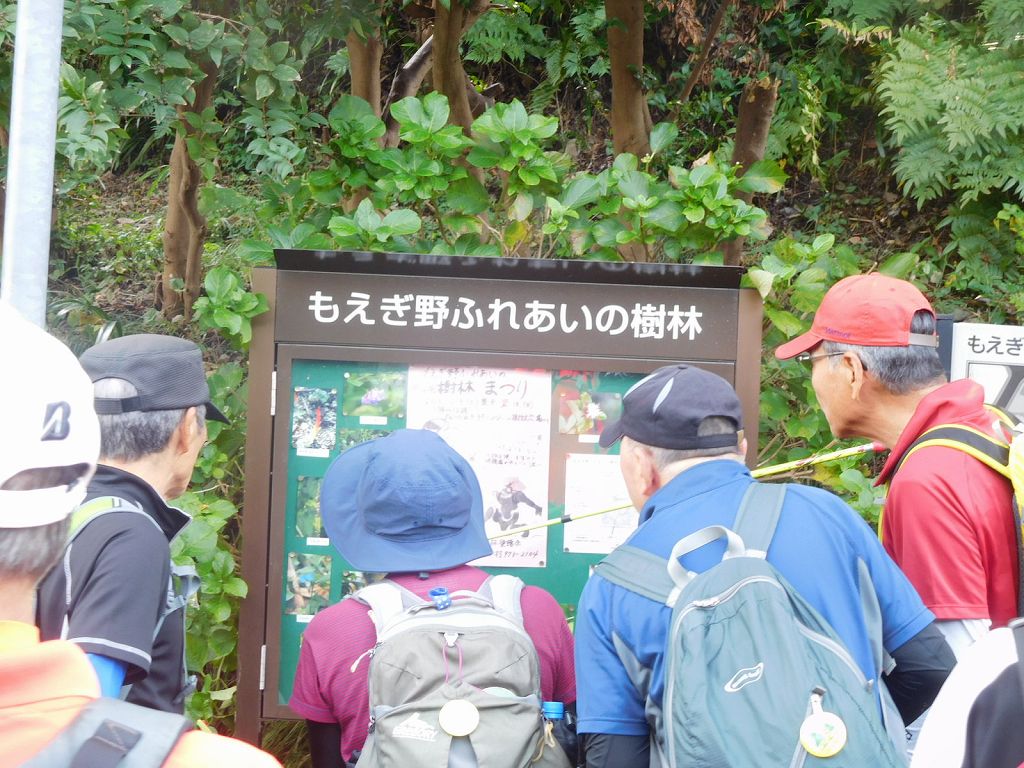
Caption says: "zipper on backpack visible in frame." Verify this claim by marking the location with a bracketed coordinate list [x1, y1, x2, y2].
[797, 625, 869, 689]
[351, 643, 379, 673]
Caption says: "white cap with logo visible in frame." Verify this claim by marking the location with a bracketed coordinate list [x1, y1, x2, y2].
[0, 303, 101, 528]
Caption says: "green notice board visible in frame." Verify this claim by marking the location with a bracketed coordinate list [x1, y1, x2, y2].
[276, 357, 644, 705]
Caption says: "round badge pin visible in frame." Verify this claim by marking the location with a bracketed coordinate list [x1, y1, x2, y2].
[438, 699, 480, 737]
[799, 711, 848, 758]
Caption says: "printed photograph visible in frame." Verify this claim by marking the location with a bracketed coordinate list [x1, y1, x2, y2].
[556, 382, 623, 436]
[291, 387, 338, 452]
[285, 552, 332, 616]
[295, 476, 325, 539]
[338, 427, 390, 452]
[342, 369, 408, 419]
[340, 570, 370, 598]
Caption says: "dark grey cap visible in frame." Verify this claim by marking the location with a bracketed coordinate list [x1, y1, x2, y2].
[599, 364, 742, 450]
[80, 334, 228, 423]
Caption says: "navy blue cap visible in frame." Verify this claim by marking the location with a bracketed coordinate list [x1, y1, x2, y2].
[598, 364, 743, 450]
[320, 429, 491, 572]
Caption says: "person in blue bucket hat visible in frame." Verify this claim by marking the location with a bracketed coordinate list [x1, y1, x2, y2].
[320, 429, 490, 572]
[290, 429, 578, 768]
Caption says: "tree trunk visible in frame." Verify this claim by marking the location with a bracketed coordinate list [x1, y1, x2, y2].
[347, 26, 383, 116]
[721, 75, 778, 266]
[161, 58, 217, 319]
[432, 0, 490, 135]
[605, 0, 650, 157]
[383, 36, 434, 148]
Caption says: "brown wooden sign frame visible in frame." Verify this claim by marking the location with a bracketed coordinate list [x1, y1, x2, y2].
[235, 251, 763, 742]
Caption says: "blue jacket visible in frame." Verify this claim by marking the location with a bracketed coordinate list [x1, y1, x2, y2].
[575, 459, 934, 737]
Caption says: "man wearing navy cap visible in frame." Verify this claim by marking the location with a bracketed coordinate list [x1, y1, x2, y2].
[36, 334, 229, 714]
[574, 364, 954, 767]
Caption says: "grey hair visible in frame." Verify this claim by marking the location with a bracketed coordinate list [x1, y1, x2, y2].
[0, 518, 69, 582]
[822, 311, 946, 395]
[642, 417, 742, 470]
[94, 378, 206, 462]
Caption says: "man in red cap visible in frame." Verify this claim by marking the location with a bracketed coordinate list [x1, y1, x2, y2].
[776, 273, 1017, 741]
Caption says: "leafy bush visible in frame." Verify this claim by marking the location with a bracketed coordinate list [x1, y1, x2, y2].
[260, 93, 782, 263]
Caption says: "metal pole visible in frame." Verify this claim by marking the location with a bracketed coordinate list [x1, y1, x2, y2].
[0, 0, 65, 327]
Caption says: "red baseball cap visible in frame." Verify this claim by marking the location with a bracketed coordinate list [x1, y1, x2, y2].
[775, 273, 939, 360]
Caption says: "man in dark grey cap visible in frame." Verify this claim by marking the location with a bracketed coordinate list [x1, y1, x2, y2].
[36, 334, 229, 714]
[574, 364, 954, 768]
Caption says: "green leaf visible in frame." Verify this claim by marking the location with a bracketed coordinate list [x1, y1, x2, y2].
[879, 251, 919, 278]
[272, 64, 301, 82]
[510, 192, 535, 221]
[649, 123, 678, 156]
[446, 176, 490, 214]
[745, 266, 774, 299]
[381, 208, 422, 236]
[735, 159, 788, 194]
[163, 25, 190, 46]
[467, 143, 504, 168]
[646, 201, 684, 231]
[255, 74, 274, 100]
[810, 233, 835, 254]
[765, 307, 806, 337]
[617, 171, 650, 201]
[561, 176, 601, 209]
[204, 267, 238, 302]
[223, 577, 248, 598]
[421, 91, 451, 132]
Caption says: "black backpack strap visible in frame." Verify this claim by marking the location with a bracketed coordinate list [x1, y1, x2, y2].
[21, 698, 191, 768]
[893, 424, 1010, 478]
[731, 482, 787, 557]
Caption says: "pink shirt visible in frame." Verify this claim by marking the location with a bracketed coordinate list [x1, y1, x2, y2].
[878, 379, 1018, 626]
[289, 565, 576, 761]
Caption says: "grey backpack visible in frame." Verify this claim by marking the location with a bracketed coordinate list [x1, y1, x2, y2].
[352, 574, 571, 768]
[596, 483, 908, 768]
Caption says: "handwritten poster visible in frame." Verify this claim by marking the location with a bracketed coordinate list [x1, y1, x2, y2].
[406, 365, 553, 567]
[562, 453, 637, 554]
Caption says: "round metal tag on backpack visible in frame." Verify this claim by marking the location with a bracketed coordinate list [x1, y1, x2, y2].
[438, 699, 480, 736]
[799, 711, 848, 758]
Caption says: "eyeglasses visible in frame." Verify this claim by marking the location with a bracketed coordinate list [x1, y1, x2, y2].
[794, 351, 845, 364]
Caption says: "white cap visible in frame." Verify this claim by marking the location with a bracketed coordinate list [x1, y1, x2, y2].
[0, 303, 100, 528]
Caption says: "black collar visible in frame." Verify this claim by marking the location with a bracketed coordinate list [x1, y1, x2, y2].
[86, 465, 191, 541]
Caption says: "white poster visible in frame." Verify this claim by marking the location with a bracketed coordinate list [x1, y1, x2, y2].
[406, 365, 553, 568]
[562, 453, 638, 554]
[951, 322, 1024, 421]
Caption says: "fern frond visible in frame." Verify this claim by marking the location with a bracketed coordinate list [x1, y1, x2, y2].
[877, 22, 951, 141]
[980, 0, 1024, 49]
[892, 125, 951, 205]
[824, 0, 923, 26]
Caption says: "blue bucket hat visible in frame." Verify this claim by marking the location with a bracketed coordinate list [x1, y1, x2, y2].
[320, 429, 492, 572]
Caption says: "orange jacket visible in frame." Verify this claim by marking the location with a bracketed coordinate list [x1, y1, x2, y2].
[0, 621, 281, 767]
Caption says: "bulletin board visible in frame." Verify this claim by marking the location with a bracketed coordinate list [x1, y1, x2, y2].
[236, 251, 764, 740]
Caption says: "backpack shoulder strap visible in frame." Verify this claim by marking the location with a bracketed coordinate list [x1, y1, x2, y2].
[595, 544, 676, 605]
[478, 574, 526, 625]
[21, 698, 191, 768]
[69, 496, 160, 542]
[354, 580, 426, 634]
[731, 482, 787, 558]
[895, 424, 1010, 479]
